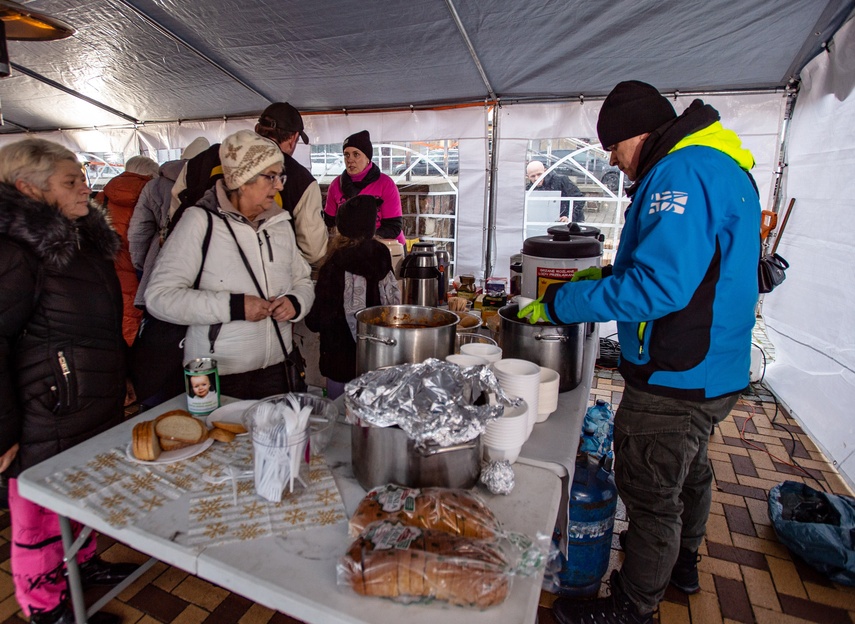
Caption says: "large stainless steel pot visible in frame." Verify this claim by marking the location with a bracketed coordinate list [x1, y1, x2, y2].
[356, 305, 458, 374]
[498, 304, 584, 392]
[351, 425, 481, 490]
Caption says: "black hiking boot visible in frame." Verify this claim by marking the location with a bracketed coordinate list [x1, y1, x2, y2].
[669, 546, 701, 594]
[618, 530, 701, 595]
[552, 570, 655, 624]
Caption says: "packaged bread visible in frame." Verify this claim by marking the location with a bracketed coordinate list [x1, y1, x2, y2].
[349, 485, 499, 539]
[338, 521, 509, 608]
[132, 420, 161, 461]
[154, 414, 208, 444]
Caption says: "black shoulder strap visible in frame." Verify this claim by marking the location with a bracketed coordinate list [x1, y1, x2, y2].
[194, 210, 213, 289]
[219, 216, 290, 360]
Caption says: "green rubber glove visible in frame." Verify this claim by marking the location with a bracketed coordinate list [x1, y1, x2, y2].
[517, 297, 553, 325]
[571, 266, 603, 282]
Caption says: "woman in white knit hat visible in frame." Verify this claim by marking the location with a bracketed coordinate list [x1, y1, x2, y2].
[145, 130, 315, 399]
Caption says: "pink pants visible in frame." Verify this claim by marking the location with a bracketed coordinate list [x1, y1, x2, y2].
[8, 478, 97, 617]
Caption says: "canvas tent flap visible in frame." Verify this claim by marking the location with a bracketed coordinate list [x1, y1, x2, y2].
[763, 15, 855, 481]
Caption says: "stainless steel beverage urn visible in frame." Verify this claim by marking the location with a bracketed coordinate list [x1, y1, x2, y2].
[399, 243, 440, 307]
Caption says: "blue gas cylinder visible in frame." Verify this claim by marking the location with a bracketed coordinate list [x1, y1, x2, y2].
[553, 451, 618, 597]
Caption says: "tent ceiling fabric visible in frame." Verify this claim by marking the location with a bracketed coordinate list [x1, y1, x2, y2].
[0, 0, 853, 133]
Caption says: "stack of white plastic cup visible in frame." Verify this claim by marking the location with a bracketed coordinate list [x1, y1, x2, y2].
[536, 366, 561, 423]
[460, 342, 503, 364]
[446, 353, 489, 367]
[482, 400, 529, 463]
[491, 358, 541, 433]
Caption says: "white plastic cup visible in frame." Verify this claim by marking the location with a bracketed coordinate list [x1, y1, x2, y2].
[460, 342, 503, 363]
[537, 366, 561, 422]
[446, 353, 489, 367]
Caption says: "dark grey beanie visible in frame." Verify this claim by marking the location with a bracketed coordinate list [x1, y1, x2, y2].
[597, 81, 677, 148]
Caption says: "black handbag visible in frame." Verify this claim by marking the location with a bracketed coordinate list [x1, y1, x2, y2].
[758, 252, 789, 294]
[129, 212, 213, 404]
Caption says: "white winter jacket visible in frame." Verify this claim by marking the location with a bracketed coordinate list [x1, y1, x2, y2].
[145, 182, 314, 375]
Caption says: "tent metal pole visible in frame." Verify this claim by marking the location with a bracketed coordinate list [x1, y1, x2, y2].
[10, 62, 139, 124]
[444, 0, 497, 100]
[111, 0, 274, 103]
[484, 103, 500, 279]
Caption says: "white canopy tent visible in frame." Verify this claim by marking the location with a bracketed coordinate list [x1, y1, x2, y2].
[0, 0, 853, 487]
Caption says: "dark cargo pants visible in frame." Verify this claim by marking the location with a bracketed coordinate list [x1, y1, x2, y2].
[613, 384, 738, 614]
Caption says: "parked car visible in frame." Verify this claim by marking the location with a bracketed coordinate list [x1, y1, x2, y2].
[394, 149, 459, 176]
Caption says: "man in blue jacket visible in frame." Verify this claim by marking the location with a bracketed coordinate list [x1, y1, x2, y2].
[521, 81, 760, 623]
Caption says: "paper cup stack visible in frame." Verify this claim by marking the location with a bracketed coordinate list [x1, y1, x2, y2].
[491, 358, 541, 433]
[536, 366, 561, 422]
[482, 400, 529, 464]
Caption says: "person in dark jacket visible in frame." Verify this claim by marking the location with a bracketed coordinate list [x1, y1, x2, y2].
[0, 138, 137, 624]
[305, 195, 401, 398]
[526, 160, 586, 222]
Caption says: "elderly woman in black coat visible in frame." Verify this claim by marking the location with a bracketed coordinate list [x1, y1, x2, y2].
[0, 138, 137, 624]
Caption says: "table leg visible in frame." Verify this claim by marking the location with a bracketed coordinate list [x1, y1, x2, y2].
[58, 516, 88, 624]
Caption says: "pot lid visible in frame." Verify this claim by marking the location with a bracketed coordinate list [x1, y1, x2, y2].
[547, 223, 601, 239]
[522, 232, 602, 259]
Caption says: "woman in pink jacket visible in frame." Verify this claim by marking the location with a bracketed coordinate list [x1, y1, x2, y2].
[323, 130, 405, 245]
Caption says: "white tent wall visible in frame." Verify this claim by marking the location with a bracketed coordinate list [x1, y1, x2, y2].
[493, 93, 786, 277]
[763, 17, 855, 490]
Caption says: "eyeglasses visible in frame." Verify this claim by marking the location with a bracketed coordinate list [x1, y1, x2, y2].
[257, 172, 286, 185]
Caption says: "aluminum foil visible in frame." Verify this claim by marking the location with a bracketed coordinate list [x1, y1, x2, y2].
[344, 358, 521, 447]
[480, 460, 515, 495]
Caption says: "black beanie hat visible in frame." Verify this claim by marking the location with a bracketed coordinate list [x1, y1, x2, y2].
[597, 81, 677, 148]
[343, 130, 373, 162]
[336, 195, 380, 240]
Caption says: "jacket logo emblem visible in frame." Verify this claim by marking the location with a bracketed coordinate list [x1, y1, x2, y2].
[648, 191, 688, 214]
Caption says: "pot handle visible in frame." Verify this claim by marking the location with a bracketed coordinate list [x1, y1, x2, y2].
[535, 333, 568, 342]
[418, 441, 478, 456]
[356, 334, 397, 346]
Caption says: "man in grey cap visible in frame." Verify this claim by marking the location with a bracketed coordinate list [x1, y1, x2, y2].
[521, 81, 761, 623]
[256, 102, 327, 265]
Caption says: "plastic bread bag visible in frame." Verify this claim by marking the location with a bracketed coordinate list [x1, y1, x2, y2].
[337, 520, 550, 608]
[348, 484, 501, 539]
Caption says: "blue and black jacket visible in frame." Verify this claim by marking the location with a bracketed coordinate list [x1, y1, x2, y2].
[544, 101, 760, 400]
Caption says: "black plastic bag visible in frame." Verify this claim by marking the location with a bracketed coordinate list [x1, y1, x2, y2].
[768, 481, 855, 586]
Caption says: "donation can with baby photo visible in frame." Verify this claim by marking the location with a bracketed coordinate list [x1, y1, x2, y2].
[184, 358, 221, 415]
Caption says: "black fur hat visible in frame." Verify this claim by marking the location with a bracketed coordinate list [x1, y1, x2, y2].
[336, 195, 380, 240]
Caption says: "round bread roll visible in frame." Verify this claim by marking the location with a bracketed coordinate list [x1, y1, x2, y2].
[211, 421, 247, 434]
[209, 427, 236, 443]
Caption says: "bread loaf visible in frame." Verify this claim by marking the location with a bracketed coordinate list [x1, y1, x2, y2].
[132, 420, 161, 461]
[349, 485, 499, 539]
[155, 409, 192, 421]
[159, 438, 194, 451]
[155, 414, 208, 444]
[340, 521, 509, 608]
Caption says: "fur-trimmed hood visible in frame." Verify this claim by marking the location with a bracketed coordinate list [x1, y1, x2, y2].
[0, 182, 120, 269]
